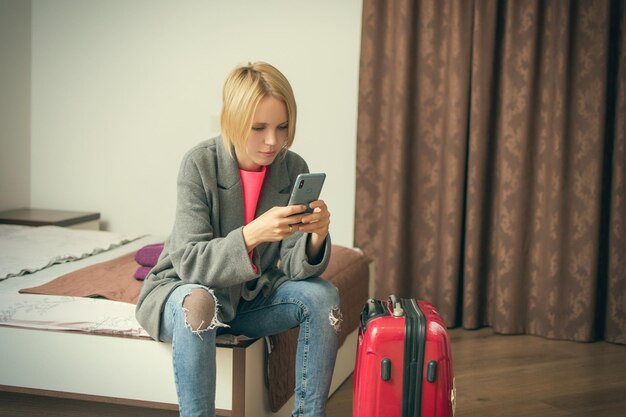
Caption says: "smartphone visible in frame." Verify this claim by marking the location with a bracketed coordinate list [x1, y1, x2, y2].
[288, 173, 326, 214]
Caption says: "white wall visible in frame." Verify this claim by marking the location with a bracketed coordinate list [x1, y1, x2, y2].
[0, 0, 31, 211]
[30, 0, 362, 247]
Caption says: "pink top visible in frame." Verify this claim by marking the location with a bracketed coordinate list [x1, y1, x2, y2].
[240, 166, 267, 224]
[239, 166, 267, 272]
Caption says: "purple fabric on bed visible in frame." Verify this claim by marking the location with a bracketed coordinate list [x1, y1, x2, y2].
[134, 266, 152, 281]
[134, 243, 164, 267]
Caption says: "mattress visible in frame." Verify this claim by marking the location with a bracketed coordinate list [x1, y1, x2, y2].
[0, 229, 159, 337]
[0, 227, 370, 345]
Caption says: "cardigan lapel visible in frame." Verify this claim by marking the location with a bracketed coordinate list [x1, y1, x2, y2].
[215, 137, 245, 236]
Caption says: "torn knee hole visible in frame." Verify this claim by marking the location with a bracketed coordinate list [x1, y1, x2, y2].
[329, 306, 343, 333]
[181, 288, 225, 334]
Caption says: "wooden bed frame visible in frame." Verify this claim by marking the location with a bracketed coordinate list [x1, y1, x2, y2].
[0, 324, 359, 417]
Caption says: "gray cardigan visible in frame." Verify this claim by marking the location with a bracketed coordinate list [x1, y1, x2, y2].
[135, 136, 331, 340]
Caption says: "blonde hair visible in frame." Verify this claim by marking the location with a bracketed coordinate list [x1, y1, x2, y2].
[220, 62, 297, 157]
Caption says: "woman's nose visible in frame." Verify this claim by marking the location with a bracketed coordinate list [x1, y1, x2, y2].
[265, 130, 281, 146]
[265, 133, 277, 145]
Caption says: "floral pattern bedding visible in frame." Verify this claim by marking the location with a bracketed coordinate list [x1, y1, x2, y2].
[0, 232, 160, 337]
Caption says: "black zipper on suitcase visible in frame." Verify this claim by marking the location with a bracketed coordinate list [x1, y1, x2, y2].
[401, 298, 426, 417]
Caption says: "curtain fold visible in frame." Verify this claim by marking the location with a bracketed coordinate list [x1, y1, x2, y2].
[355, 0, 626, 343]
[606, 0, 626, 344]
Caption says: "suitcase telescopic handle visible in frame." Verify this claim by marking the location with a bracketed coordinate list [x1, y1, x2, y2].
[388, 294, 405, 317]
[361, 298, 392, 332]
[366, 298, 383, 317]
[389, 294, 398, 306]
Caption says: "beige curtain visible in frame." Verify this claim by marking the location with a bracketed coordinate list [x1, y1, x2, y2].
[355, 0, 626, 343]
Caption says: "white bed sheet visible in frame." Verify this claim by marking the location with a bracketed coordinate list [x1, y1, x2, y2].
[0, 225, 142, 280]
[0, 234, 163, 337]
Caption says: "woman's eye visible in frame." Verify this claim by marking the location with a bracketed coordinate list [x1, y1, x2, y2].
[278, 124, 288, 130]
[252, 126, 264, 131]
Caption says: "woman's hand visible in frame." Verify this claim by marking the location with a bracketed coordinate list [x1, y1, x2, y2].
[299, 200, 331, 262]
[242, 205, 307, 251]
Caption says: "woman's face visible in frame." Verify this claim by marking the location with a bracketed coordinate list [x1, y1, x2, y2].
[236, 95, 289, 171]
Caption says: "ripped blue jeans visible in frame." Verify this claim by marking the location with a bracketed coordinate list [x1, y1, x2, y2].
[159, 277, 342, 417]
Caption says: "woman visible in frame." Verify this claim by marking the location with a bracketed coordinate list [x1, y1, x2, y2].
[135, 62, 341, 417]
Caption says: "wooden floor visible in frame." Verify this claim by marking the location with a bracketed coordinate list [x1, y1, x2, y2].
[327, 327, 626, 417]
[1, 327, 625, 416]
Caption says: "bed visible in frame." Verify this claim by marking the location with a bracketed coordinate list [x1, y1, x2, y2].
[0, 225, 371, 416]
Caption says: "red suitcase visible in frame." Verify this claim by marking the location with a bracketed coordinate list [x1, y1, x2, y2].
[352, 295, 455, 417]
